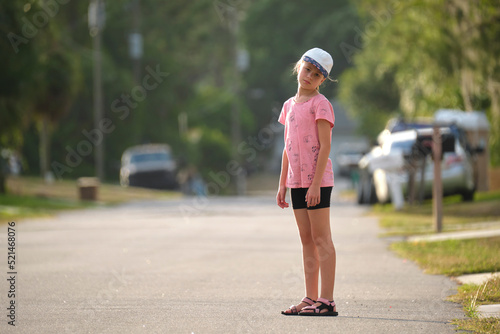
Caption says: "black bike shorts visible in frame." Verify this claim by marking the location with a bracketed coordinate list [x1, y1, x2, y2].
[290, 187, 332, 210]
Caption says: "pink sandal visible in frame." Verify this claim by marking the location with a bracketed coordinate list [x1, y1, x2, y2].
[299, 297, 338, 316]
[281, 297, 316, 316]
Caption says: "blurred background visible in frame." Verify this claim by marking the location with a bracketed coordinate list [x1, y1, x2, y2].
[1, 0, 499, 196]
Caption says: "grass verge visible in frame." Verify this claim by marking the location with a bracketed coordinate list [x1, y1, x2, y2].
[449, 277, 500, 333]
[391, 237, 500, 276]
[374, 190, 500, 237]
[2, 176, 181, 220]
[372, 189, 500, 332]
[0, 193, 94, 220]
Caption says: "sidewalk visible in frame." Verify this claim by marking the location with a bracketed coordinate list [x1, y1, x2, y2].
[408, 227, 500, 243]
[407, 223, 500, 320]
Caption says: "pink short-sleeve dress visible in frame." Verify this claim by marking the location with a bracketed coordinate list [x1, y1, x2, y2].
[278, 94, 335, 189]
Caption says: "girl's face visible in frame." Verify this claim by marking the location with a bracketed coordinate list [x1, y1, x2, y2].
[297, 61, 326, 90]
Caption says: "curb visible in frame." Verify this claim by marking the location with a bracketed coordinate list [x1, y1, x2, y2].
[477, 304, 500, 319]
[455, 272, 500, 319]
[407, 228, 500, 243]
[455, 272, 500, 286]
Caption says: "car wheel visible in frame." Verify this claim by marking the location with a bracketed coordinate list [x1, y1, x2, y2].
[358, 172, 377, 205]
[461, 189, 475, 202]
[357, 179, 365, 204]
[357, 171, 375, 205]
[367, 175, 378, 204]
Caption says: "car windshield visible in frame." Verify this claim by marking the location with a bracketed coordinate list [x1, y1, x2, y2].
[341, 151, 362, 156]
[130, 152, 171, 163]
[390, 122, 432, 133]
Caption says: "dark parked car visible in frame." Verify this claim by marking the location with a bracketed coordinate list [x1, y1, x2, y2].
[120, 144, 178, 189]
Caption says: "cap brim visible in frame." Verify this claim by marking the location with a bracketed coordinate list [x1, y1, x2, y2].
[303, 56, 328, 78]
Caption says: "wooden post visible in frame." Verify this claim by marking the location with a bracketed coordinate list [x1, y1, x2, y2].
[418, 156, 426, 204]
[432, 125, 443, 233]
[408, 158, 417, 205]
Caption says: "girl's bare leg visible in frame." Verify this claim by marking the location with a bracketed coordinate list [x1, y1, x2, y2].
[307, 207, 336, 301]
[293, 208, 319, 301]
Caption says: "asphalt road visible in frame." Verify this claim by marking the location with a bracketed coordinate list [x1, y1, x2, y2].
[1, 186, 464, 333]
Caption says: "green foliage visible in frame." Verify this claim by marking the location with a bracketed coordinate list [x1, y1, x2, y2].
[339, 0, 500, 165]
[0, 1, 37, 148]
[242, 0, 360, 130]
[8, 0, 244, 183]
[338, 52, 400, 138]
[32, 50, 81, 121]
[198, 128, 233, 178]
[5, 0, 498, 193]
[0, 194, 91, 220]
[1, 0, 362, 190]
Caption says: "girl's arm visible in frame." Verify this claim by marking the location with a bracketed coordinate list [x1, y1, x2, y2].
[276, 148, 290, 208]
[305, 119, 332, 207]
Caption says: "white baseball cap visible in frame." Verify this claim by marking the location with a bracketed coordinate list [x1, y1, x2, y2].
[302, 48, 333, 78]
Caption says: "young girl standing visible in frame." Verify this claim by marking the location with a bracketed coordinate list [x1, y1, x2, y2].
[277, 48, 338, 316]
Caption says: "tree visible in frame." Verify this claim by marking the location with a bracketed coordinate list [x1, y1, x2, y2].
[0, 1, 39, 192]
[45, 0, 253, 182]
[339, 0, 500, 165]
[32, 41, 82, 178]
[242, 0, 360, 131]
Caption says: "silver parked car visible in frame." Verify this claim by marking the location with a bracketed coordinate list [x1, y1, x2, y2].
[120, 144, 178, 189]
[336, 142, 369, 177]
[357, 123, 480, 205]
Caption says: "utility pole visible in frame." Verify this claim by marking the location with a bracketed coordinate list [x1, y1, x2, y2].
[89, 0, 106, 181]
[129, 0, 142, 84]
[228, 6, 247, 196]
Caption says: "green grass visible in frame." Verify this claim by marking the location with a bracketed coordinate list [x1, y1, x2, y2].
[391, 237, 500, 276]
[0, 193, 94, 220]
[452, 318, 500, 334]
[374, 191, 500, 236]
[1, 176, 181, 221]
[449, 277, 500, 333]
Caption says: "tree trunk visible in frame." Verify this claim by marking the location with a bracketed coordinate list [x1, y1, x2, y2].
[460, 69, 474, 111]
[39, 116, 51, 179]
[0, 152, 6, 193]
[487, 76, 500, 133]
[0, 169, 5, 194]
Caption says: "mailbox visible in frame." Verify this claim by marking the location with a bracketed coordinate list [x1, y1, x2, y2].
[412, 128, 455, 158]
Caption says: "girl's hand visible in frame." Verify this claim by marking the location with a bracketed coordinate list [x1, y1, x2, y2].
[276, 186, 289, 209]
[306, 185, 321, 207]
